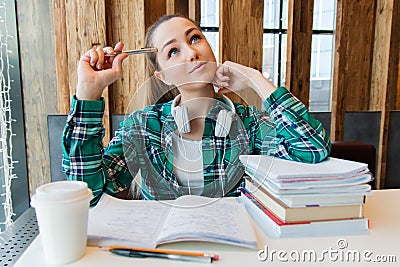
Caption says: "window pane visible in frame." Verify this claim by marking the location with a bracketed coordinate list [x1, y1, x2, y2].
[264, 0, 279, 28]
[310, 0, 336, 112]
[203, 31, 219, 62]
[313, 0, 336, 30]
[263, 0, 288, 29]
[280, 34, 287, 86]
[309, 34, 334, 112]
[262, 33, 287, 87]
[310, 35, 334, 78]
[309, 79, 332, 112]
[281, 0, 288, 29]
[262, 33, 277, 80]
[200, 0, 219, 27]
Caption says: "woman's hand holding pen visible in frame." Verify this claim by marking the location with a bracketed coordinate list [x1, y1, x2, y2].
[76, 42, 128, 100]
[213, 61, 276, 101]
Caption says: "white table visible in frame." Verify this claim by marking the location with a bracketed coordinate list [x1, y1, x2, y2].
[14, 189, 400, 266]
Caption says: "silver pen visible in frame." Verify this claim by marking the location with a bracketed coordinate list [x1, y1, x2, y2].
[109, 248, 216, 263]
[105, 47, 157, 56]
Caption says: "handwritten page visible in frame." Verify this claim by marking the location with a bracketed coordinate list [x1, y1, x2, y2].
[87, 194, 170, 248]
[87, 194, 257, 249]
[157, 195, 257, 248]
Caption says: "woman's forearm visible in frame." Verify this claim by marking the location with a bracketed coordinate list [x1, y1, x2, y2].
[247, 69, 277, 101]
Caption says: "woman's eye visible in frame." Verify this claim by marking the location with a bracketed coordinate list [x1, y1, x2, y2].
[190, 34, 202, 44]
[168, 48, 179, 58]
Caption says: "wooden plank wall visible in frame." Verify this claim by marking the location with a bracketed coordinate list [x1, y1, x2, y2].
[64, 0, 111, 143]
[106, 0, 155, 115]
[285, 0, 314, 106]
[330, 0, 347, 141]
[53, 1, 70, 114]
[331, 0, 399, 188]
[16, 0, 400, 194]
[331, 0, 377, 141]
[219, 0, 264, 108]
[371, 0, 400, 189]
[16, 0, 58, 194]
[59, 0, 199, 117]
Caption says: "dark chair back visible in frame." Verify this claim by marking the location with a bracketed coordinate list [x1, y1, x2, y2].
[47, 115, 68, 182]
[330, 141, 376, 189]
[47, 114, 135, 199]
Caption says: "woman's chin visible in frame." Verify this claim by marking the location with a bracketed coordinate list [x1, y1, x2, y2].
[178, 81, 214, 92]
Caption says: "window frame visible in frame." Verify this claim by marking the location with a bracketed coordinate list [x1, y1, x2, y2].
[200, 0, 336, 112]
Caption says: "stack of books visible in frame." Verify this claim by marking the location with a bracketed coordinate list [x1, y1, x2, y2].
[238, 155, 373, 238]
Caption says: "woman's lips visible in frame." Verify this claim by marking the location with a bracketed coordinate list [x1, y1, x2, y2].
[189, 62, 207, 74]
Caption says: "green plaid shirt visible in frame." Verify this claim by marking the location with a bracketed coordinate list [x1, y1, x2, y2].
[62, 87, 331, 204]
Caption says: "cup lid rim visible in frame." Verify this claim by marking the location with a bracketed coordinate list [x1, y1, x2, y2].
[31, 181, 93, 205]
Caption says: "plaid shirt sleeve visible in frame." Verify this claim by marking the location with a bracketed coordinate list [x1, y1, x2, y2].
[62, 96, 135, 205]
[240, 87, 331, 163]
[262, 87, 331, 163]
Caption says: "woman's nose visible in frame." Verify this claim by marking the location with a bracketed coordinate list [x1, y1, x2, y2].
[185, 45, 199, 61]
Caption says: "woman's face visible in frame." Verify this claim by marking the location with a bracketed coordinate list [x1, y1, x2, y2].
[152, 17, 217, 90]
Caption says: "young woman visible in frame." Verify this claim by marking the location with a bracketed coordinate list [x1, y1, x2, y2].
[62, 14, 331, 205]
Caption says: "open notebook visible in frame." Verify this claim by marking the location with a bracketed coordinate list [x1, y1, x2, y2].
[87, 194, 257, 249]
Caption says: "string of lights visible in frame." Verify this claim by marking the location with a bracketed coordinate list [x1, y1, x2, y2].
[0, 0, 18, 231]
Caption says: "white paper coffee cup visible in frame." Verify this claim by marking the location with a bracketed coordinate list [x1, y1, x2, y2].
[31, 181, 93, 265]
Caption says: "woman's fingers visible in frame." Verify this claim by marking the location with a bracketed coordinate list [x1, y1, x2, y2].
[114, 41, 124, 52]
[214, 61, 255, 93]
[215, 69, 230, 82]
[96, 46, 105, 69]
[81, 42, 126, 69]
[102, 46, 115, 68]
[76, 42, 128, 100]
[81, 47, 104, 69]
[214, 64, 231, 87]
[81, 48, 98, 67]
[101, 42, 126, 68]
[103, 46, 114, 56]
[215, 64, 226, 78]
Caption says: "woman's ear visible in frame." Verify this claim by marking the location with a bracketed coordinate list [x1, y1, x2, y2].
[154, 71, 172, 86]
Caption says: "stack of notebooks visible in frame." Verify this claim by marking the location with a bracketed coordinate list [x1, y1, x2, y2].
[238, 155, 373, 238]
